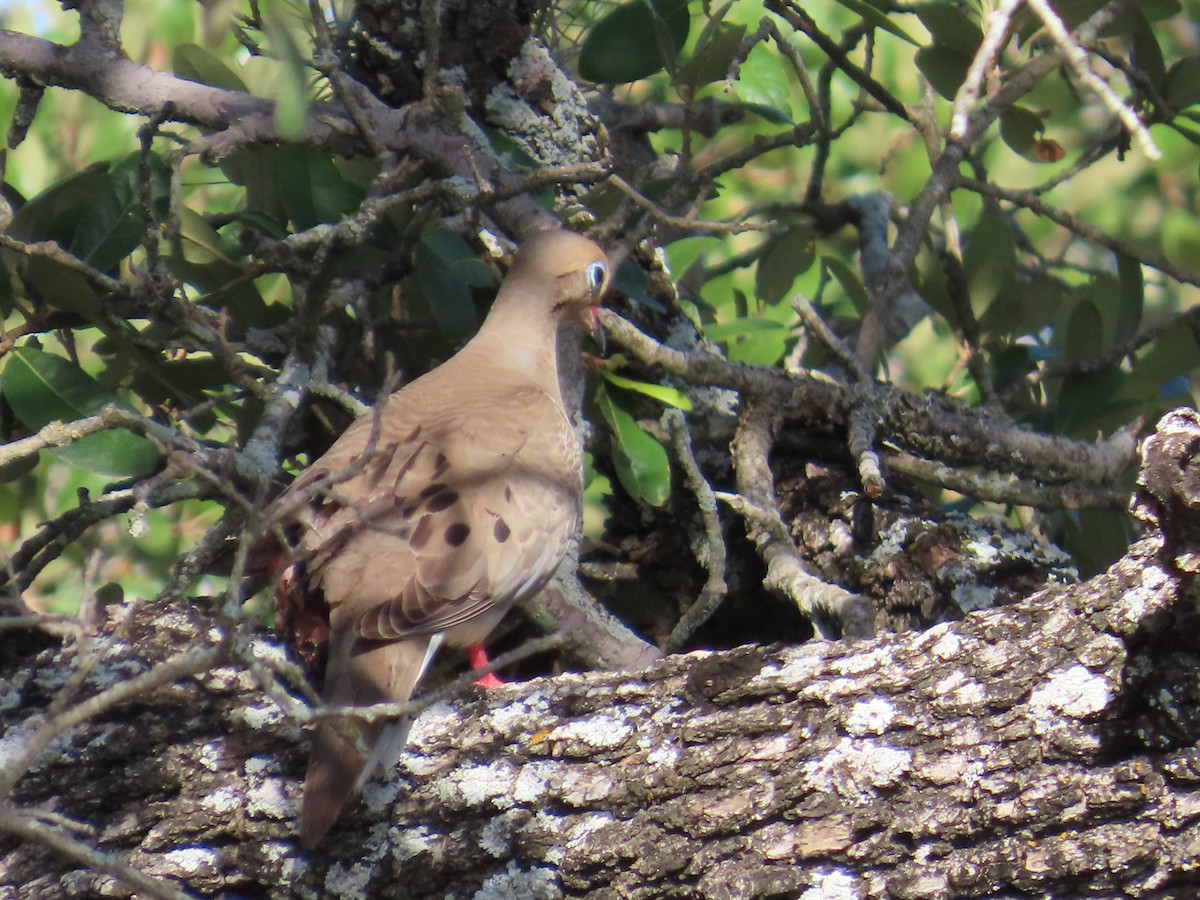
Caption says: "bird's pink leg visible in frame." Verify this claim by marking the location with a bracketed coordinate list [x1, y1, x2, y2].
[468, 643, 504, 688]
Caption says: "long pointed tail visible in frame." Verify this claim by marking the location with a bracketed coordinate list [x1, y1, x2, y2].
[298, 634, 441, 849]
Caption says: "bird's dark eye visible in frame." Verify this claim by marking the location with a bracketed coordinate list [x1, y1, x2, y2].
[585, 261, 607, 292]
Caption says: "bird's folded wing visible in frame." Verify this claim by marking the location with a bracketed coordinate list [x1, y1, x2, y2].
[273, 384, 582, 641]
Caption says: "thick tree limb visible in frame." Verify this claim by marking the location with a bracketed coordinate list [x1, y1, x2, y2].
[3, 411, 1199, 897]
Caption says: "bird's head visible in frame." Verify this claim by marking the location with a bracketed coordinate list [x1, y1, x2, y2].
[503, 229, 610, 328]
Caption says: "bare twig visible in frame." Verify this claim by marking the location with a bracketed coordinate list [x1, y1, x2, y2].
[730, 399, 876, 639]
[0, 807, 194, 900]
[882, 452, 1129, 510]
[663, 410, 728, 652]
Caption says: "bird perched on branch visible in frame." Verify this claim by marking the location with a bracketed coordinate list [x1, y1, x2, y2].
[251, 230, 610, 849]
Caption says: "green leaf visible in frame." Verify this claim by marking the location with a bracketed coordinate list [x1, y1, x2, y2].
[18, 258, 103, 319]
[999, 106, 1045, 160]
[831, 0, 919, 46]
[822, 255, 871, 317]
[601, 371, 693, 410]
[674, 20, 747, 89]
[263, 16, 310, 138]
[174, 43, 249, 92]
[414, 230, 478, 341]
[578, 0, 691, 84]
[1115, 256, 1144, 341]
[736, 44, 795, 120]
[755, 228, 816, 305]
[73, 152, 169, 272]
[1055, 507, 1135, 578]
[1125, 324, 1199, 399]
[275, 146, 364, 231]
[6, 152, 168, 305]
[1130, 11, 1167, 92]
[725, 323, 792, 367]
[914, 45, 972, 100]
[1166, 57, 1200, 109]
[916, 5, 983, 48]
[703, 317, 789, 343]
[1055, 364, 1124, 436]
[1063, 298, 1105, 363]
[165, 206, 280, 328]
[964, 215, 1018, 327]
[595, 383, 671, 507]
[1, 348, 158, 476]
[8, 163, 111, 245]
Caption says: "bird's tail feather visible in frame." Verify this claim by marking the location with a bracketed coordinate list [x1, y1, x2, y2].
[298, 633, 442, 849]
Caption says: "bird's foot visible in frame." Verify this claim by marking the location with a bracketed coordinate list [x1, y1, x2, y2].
[467, 643, 504, 688]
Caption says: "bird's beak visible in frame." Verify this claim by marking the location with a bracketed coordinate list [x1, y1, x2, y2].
[588, 305, 606, 355]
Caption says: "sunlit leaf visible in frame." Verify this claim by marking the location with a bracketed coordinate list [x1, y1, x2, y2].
[703, 317, 790, 343]
[264, 16, 310, 138]
[601, 371, 693, 410]
[831, 0, 919, 46]
[595, 383, 671, 507]
[174, 43, 248, 92]
[1, 348, 157, 476]
[674, 19, 747, 89]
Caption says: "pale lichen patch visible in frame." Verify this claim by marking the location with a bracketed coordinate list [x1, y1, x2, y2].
[473, 860, 560, 900]
[408, 700, 458, 749]
[926, 624, 962, 660]
[804, 738, 912, 800]
[546, 713, 633, 751]
[480, 810, 524, 858]
[844, 698, 898, 736]
[560, 767, 615, 805]
[236, 703, 285, 729]
[830, 646, 891, 677]
[388, 824, 438, 864]
[245, 776, 290, 818]
[799, 868, 862, 899]
[759, 650, 823, 688]
[490, 695, 551, 737]
[951, 582, 998, 613]
[200, 786, 239, 813]
[156, 847, 219, 877]
[362, 775, 401, 811]
[440, 762, 516, 808]
[513, 761, 556, 804]
[1029, 665, 1112, 726]
[323, 857, 374, 899]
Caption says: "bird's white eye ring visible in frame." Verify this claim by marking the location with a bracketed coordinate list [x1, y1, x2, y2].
[585, 261, 607, 292]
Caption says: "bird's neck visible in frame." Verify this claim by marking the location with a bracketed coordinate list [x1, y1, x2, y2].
[462, 302, 566, 400]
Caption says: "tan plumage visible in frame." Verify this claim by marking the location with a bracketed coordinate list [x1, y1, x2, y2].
[260, 230, 609, 848]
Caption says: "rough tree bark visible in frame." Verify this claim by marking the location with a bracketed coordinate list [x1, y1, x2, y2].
[3, 410, 1200, 899]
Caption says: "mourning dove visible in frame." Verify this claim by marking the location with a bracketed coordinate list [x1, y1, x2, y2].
[256, 230, 609, 849]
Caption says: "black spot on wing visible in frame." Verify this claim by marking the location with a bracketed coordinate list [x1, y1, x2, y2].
[494, 518, 511, 543]
[444, 523, 470, 547]
[425, 487, 460, 513]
